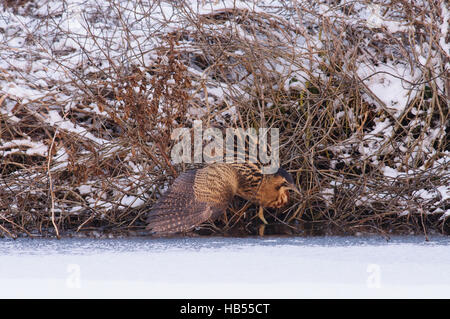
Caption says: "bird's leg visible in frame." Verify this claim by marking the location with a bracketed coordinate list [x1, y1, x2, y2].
[258, 224, 266, 236]
[258, 206, 268, 224]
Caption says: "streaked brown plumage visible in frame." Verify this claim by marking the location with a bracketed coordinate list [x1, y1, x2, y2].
[146, 163, 300, 236]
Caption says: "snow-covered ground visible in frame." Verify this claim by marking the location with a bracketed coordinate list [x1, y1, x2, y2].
[1, 0, 448, 227]
[1, 236, 449, 298]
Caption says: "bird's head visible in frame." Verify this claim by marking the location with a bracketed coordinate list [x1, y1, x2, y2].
[258, 168, 300, 208]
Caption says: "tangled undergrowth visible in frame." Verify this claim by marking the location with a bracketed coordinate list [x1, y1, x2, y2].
[0, 0, 448, 238]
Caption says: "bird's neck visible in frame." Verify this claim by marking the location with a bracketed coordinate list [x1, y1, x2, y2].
[230, 163, 263, 201]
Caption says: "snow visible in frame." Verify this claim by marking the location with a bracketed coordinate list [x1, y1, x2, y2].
[120, 195, 145, 208]
[0, 236, 449, 298]
[413, 189, 439, 200]
[0, 0, 448, 229]
[437, 186, 449, 201]
[358, 62, 415, 117]
[439, 2, 449, 54]
[77, 184, 92, 195]
[46, 110, 108, 146]
[2, 83, 46, 103]
[383, 166, 400, 178]
[0, 139, 48, 157]
[363, 4, 413, 33]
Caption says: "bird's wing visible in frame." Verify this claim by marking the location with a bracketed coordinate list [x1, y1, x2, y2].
[146, 166, 235, 236]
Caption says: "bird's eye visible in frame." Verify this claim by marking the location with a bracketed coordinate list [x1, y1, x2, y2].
[276, 181, 288, 190]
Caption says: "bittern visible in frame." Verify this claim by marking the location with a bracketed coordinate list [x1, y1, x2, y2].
[146, 163, 300, 236]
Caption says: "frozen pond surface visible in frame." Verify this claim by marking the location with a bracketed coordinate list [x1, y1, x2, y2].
[1, 236, 449, 298]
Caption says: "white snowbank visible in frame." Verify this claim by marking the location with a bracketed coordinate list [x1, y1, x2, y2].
[0, 237, 449, 298]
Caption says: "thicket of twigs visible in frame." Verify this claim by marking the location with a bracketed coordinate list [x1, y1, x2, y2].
[0, 0, 448, 238]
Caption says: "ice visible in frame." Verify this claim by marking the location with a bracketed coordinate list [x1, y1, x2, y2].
[0, 236, 449, 298]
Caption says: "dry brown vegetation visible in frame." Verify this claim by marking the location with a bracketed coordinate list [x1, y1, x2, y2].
[0, 0, 448, 238]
